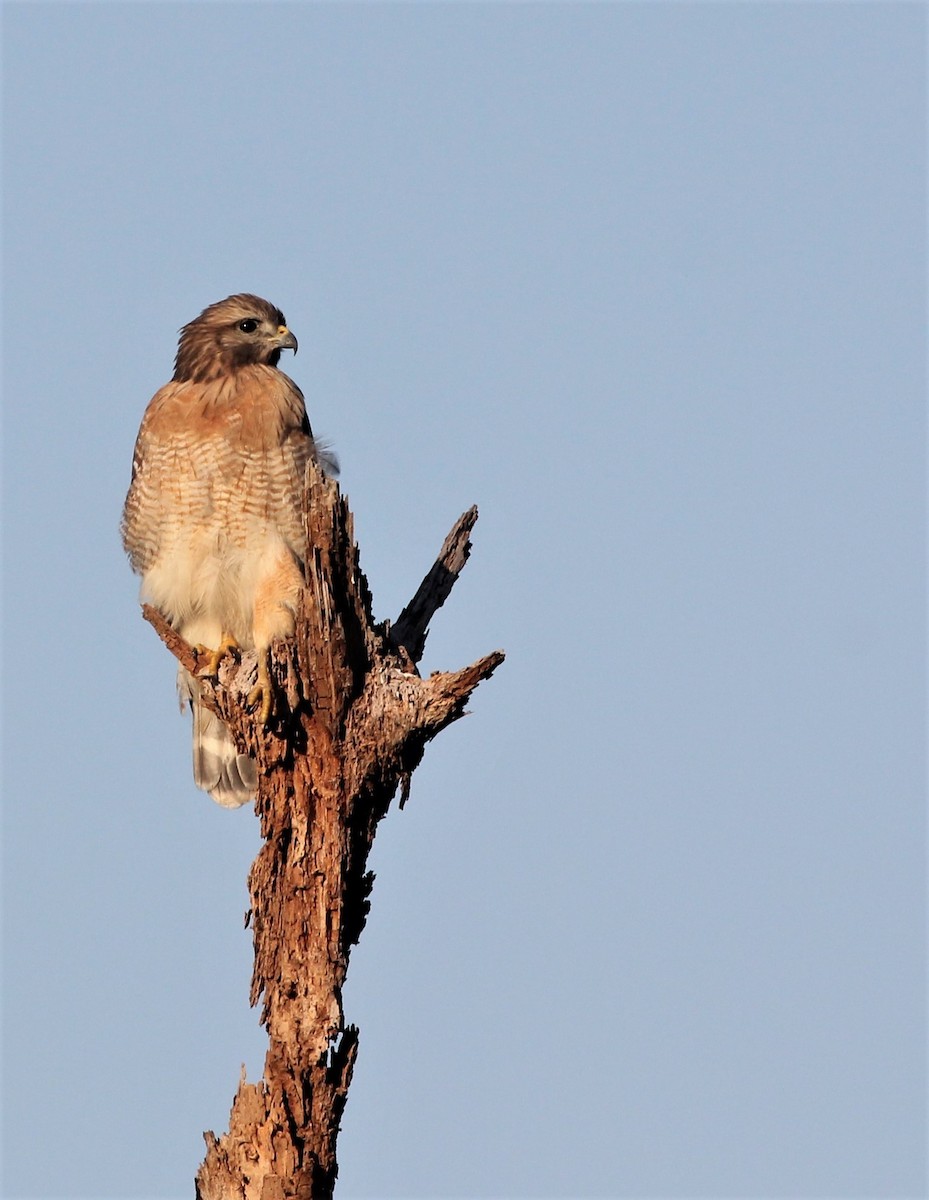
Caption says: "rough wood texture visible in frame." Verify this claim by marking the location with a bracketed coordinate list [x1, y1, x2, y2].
[144, 461, 503, 1199]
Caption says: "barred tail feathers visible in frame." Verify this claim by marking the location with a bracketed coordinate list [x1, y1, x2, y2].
[179, 668, 257, 809]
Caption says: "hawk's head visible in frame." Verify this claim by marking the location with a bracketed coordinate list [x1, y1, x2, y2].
[173, 294, 298, 383]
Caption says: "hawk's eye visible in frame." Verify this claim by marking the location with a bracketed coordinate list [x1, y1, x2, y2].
[238, 319, 259, 334]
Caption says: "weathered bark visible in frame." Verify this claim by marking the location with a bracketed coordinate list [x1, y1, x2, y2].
[143, 461, 503, 1199]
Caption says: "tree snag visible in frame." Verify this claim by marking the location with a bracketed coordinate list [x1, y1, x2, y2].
[143, 459, 503, 1199]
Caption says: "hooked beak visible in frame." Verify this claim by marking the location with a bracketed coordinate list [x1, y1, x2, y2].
[276, 326, 298, 355]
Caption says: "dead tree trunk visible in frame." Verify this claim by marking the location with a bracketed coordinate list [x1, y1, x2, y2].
[143, 460, 503, 1200]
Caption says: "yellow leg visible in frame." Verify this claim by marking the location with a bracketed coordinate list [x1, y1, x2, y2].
[248, 548, 304, 727]
[247, 650, 275, 726]
[195, 633, 241, 678]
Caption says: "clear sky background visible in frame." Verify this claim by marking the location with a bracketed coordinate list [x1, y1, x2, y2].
[1, 4, 925, 1198]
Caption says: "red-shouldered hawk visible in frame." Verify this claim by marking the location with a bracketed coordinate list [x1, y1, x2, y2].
[122, 294, 336, 808]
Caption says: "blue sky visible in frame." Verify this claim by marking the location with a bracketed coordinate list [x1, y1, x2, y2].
[2, 3, 926, 1197]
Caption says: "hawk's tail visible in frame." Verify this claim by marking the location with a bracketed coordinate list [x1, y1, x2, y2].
[180, 669, 257, 809]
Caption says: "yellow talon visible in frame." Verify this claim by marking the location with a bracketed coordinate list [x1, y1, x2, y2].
[196, 634, 241, 678]
[247, 651, 275, 726]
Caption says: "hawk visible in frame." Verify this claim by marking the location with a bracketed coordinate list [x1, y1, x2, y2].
[122, 294, 335, 808]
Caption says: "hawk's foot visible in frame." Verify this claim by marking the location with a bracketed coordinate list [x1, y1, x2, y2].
[195, 634, 241, 678]
[247, 651, 275, 726]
